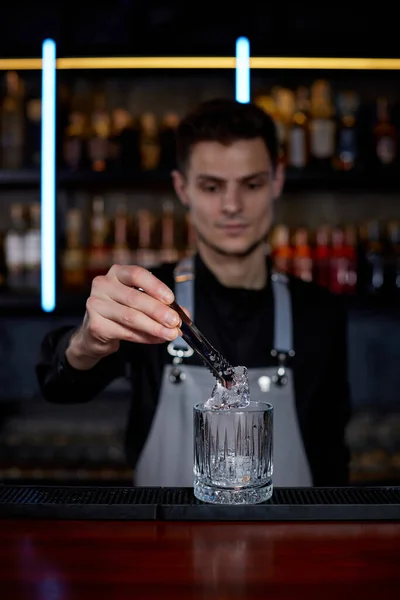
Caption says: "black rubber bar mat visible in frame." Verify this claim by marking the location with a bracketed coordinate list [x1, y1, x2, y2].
[1, 485, 400, 521]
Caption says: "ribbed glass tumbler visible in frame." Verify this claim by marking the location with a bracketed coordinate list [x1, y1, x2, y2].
[193, 401, 273, 505]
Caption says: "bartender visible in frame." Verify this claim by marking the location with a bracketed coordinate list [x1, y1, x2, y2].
[36, 98, 351, 488]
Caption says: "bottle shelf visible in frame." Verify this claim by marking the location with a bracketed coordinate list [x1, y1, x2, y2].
[1, 168, 400, 193]
[0, 169, 41, 188]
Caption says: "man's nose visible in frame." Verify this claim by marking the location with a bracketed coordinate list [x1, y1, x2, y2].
[221, 187, 242, 215]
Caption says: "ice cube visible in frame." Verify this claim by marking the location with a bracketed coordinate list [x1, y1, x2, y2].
[204, 366, 250, 410]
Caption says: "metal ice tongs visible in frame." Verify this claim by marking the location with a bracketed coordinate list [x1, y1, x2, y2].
[135, 286, 235, 388]
[169, 300, 235, 389]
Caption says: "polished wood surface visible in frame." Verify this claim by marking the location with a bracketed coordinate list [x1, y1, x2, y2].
[1, 519, 400, 599]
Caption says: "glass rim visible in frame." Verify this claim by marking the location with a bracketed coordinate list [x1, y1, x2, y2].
[194, 401, 273, 414]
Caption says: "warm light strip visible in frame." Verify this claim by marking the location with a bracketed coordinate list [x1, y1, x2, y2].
[250, 57, 400, 70]
[2, 56, 400, 70]
[58, 57, 236, 69]
[0, 58, 42, 70]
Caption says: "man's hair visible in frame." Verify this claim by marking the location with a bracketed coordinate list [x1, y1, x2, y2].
[175, 98, 279, 173]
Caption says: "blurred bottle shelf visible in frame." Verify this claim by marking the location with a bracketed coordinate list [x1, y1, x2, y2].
[1, 168, 400, 193]
[0, 397, 131, 485]
[1, 195, 400, 314]
[2, 72, 400, 197]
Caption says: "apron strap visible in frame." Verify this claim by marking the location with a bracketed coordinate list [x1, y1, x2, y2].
[271, 272, 294, 355]
[170, 256, 195, 353]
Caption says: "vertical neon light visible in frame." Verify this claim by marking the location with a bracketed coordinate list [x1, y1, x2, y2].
[235, 37, 250, 103]
[41, 39, 56, 312]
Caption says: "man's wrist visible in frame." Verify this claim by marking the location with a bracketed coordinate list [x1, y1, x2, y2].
[65, 329, 102, 371]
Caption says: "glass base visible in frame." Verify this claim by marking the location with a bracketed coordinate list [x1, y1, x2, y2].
[194, 478, 273, 505]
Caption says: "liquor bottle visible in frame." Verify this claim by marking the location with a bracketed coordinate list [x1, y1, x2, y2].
[159, 112, 180, 170]
[24, 203, 41, 291]
[135, 209, 159, 269]
[139, 113, 160, 171]
[288, 87, 310, 170]
[373, 97, 397, 168]
[112, 199, 132, 265]
[254, 93, 286, 161]
[333, 91, 360, 171]
[4, 203, 26, 290]
[343, 224, 358, 294]
[272, 87, 295, 165]
[309, 80, 336, 168]
[63, 111, 87, 170]
[292, 228, 313, 282]
[87, 93, 111, 172]
[159, 200, 179, 264]
[184, 213, 197, 258]
[57, 82, 72, 168]
[270, 224, 293, 274]
[61, 208, 86, 291]
[108, 108, 141, 170]
[359, 221, 385, 296]
[0, 71, 25, 169]
[24, 95, 42, 168]
[330, 225, 357, 294]
[87, 196, 111, 279]
[313, 224, 331, 288]
[329, 226, 348, 295]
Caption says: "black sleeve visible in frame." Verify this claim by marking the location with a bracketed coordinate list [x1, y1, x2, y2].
[35, 326, 125, 404]
[305, 300, 352, 486]
[35, 264, 175, 406]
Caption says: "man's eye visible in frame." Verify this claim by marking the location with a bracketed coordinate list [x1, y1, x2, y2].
[203, 184, 219, 192]
[247, 181, 262, 190]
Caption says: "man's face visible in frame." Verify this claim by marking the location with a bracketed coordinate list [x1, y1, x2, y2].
[173, 138, 284, 257]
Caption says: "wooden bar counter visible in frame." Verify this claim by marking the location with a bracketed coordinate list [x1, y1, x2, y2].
[1, 485, 400, 598]
[1, 519, 400, 598]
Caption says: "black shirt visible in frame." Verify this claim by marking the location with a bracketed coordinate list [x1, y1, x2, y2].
[36, 254, 351, 486]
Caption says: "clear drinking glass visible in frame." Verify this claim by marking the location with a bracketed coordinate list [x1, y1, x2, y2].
[193, 401, 273, 505]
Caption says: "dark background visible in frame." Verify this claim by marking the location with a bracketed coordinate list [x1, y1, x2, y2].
[0, 1, 397, 59]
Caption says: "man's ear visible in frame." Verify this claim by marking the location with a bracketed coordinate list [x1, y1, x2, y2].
[171, 169, 190, 208]
[272, 161, 285, 200]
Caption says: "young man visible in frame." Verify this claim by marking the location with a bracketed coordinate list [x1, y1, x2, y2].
[36, 99, 351, 487]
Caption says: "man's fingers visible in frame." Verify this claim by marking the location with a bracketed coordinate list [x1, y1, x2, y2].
[86, 296, 180, 342]
[103, 282, 181, 329]
[111, 264, 175, 305]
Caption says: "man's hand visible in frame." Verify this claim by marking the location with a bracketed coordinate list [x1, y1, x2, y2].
[66, 264, 181, 370]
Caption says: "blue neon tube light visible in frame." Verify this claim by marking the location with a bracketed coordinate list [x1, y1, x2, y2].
[235, 37, 250, 103]
[40, 38, 56, 312]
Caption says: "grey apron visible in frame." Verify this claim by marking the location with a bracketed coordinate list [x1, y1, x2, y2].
[134, 257, 313, 487]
